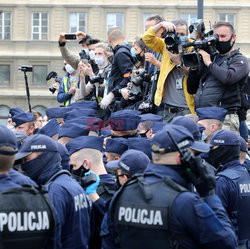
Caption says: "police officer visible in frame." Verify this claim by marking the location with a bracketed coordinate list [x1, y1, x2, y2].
[67, 136, 116, 249]
[107, 110, 141, 138]
[0, 125, 20, 190]
[106, 149, 150, 187]
[15, 134, 93, 249]
[209, 130, 250, 248]
[196, 106, 227, 142]
[101, 124, 237, 249]
[0, 125, 55, 249]
[105, 138, 128, 162]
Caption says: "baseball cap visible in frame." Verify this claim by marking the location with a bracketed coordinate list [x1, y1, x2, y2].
[106, 149, 150, 175]
[210, 130, 240, 147]
[152, 124, 210, 153]
[15, 134, 59, 160]
[0, 125, 18, 155]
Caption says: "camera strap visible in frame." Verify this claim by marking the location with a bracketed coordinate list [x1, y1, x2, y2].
[216, 49, 239, 66]
[148, 53, 162, 100]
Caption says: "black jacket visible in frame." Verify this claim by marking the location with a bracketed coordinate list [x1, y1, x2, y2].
[187, 50, 249, 111]
[108, 44, 134, 97]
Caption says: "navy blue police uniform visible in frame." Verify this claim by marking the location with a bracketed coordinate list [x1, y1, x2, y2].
[0, 125, 22, 190]
[101, 124, 237, 249]
[209, 130, 250, 248]
[15, 134, 93, 249]
[67, 136, 116, 249]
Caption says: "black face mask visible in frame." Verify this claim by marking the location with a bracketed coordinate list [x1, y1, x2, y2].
[140, 133, 147, 138]
[209, 145, 240, 169]
[71, 164, 88, 177]
[216, 34, 234, 54]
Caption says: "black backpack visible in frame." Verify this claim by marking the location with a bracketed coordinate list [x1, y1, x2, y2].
[0, 185, 55, 249]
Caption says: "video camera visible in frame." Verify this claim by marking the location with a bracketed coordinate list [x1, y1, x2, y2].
[18, 66, 32, 72]
[46, 71, 61, 94]
[181, 20, 219, 67]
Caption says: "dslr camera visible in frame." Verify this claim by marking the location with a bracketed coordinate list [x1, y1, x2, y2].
[127, 69, 151, 102]
[162, 30, 182, 54]
[89, 72, 105, 84]
[46, 71, 61, 94]
[79, 50, 90, 63]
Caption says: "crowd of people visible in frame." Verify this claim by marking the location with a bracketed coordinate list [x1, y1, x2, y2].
[1, 14, 250, 249]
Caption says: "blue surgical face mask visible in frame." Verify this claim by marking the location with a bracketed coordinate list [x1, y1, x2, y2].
[130, 47, 136, 58]
[14, 130, 27, 142]
[180, 35, 188, 43]
[201, 132, 208, 141]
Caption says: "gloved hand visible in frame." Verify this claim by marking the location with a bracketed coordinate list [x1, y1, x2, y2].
[85, 170, 100, 194]
[100, 92, 114, 109]
[181, 149, 216, 197]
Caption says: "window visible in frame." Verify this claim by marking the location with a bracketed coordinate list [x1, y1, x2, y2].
[70, 13, 87, 33]
[106, 13, 124, 32]
[32, 12, 48, 40]
[0, 105, 10, 126]
[0, 12, 11, 40]
[218, 13, 235, 27]
[32, 65, 47, 85]
[180, 13, 197, 27]
[0, 65, 10, 85]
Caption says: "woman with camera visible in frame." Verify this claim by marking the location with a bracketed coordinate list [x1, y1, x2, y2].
[79, 43, 111, 103]
[117, 37, 150, 111]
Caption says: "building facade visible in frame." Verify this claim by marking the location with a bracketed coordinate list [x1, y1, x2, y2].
[0, 0, 250, 123]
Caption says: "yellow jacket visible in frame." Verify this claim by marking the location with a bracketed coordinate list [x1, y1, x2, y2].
[142, 27, 195, 114]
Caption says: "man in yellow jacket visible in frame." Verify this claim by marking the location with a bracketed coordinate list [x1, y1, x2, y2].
[143, 19, 195, 122]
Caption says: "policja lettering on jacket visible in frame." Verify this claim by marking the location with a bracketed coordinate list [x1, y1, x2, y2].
[118, 206, 164, 227]
[0, 211, 50, 232]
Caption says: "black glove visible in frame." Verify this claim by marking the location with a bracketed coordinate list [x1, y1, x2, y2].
[180, 149, 216, 197]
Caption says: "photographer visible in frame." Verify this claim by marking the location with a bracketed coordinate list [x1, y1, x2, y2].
[79, 43, 111, 101]
[187, 22, 249, 132]
[116, 37, 150, 110]
[57, 63, 78, 106]
[99, 27, 134, 110]
[143, 19, 195, 122]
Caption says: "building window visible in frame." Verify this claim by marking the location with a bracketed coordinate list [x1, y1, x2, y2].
[180, 13, 197, 27]
[32, 65, 47, 85]
[0, 12, 11, 40]
[218, 13, 235, 27]
[0, 105, 10, 126]
[106, 13, 124, 32]
[0, 65, 10, 85]
[32, 13, 48, 40]
[70, 13, 87, 33]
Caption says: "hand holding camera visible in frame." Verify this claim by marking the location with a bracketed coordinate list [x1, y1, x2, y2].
[121, 88, 131, 100]
[161, 21, 176, 32]
[198, 49, 212, 67]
